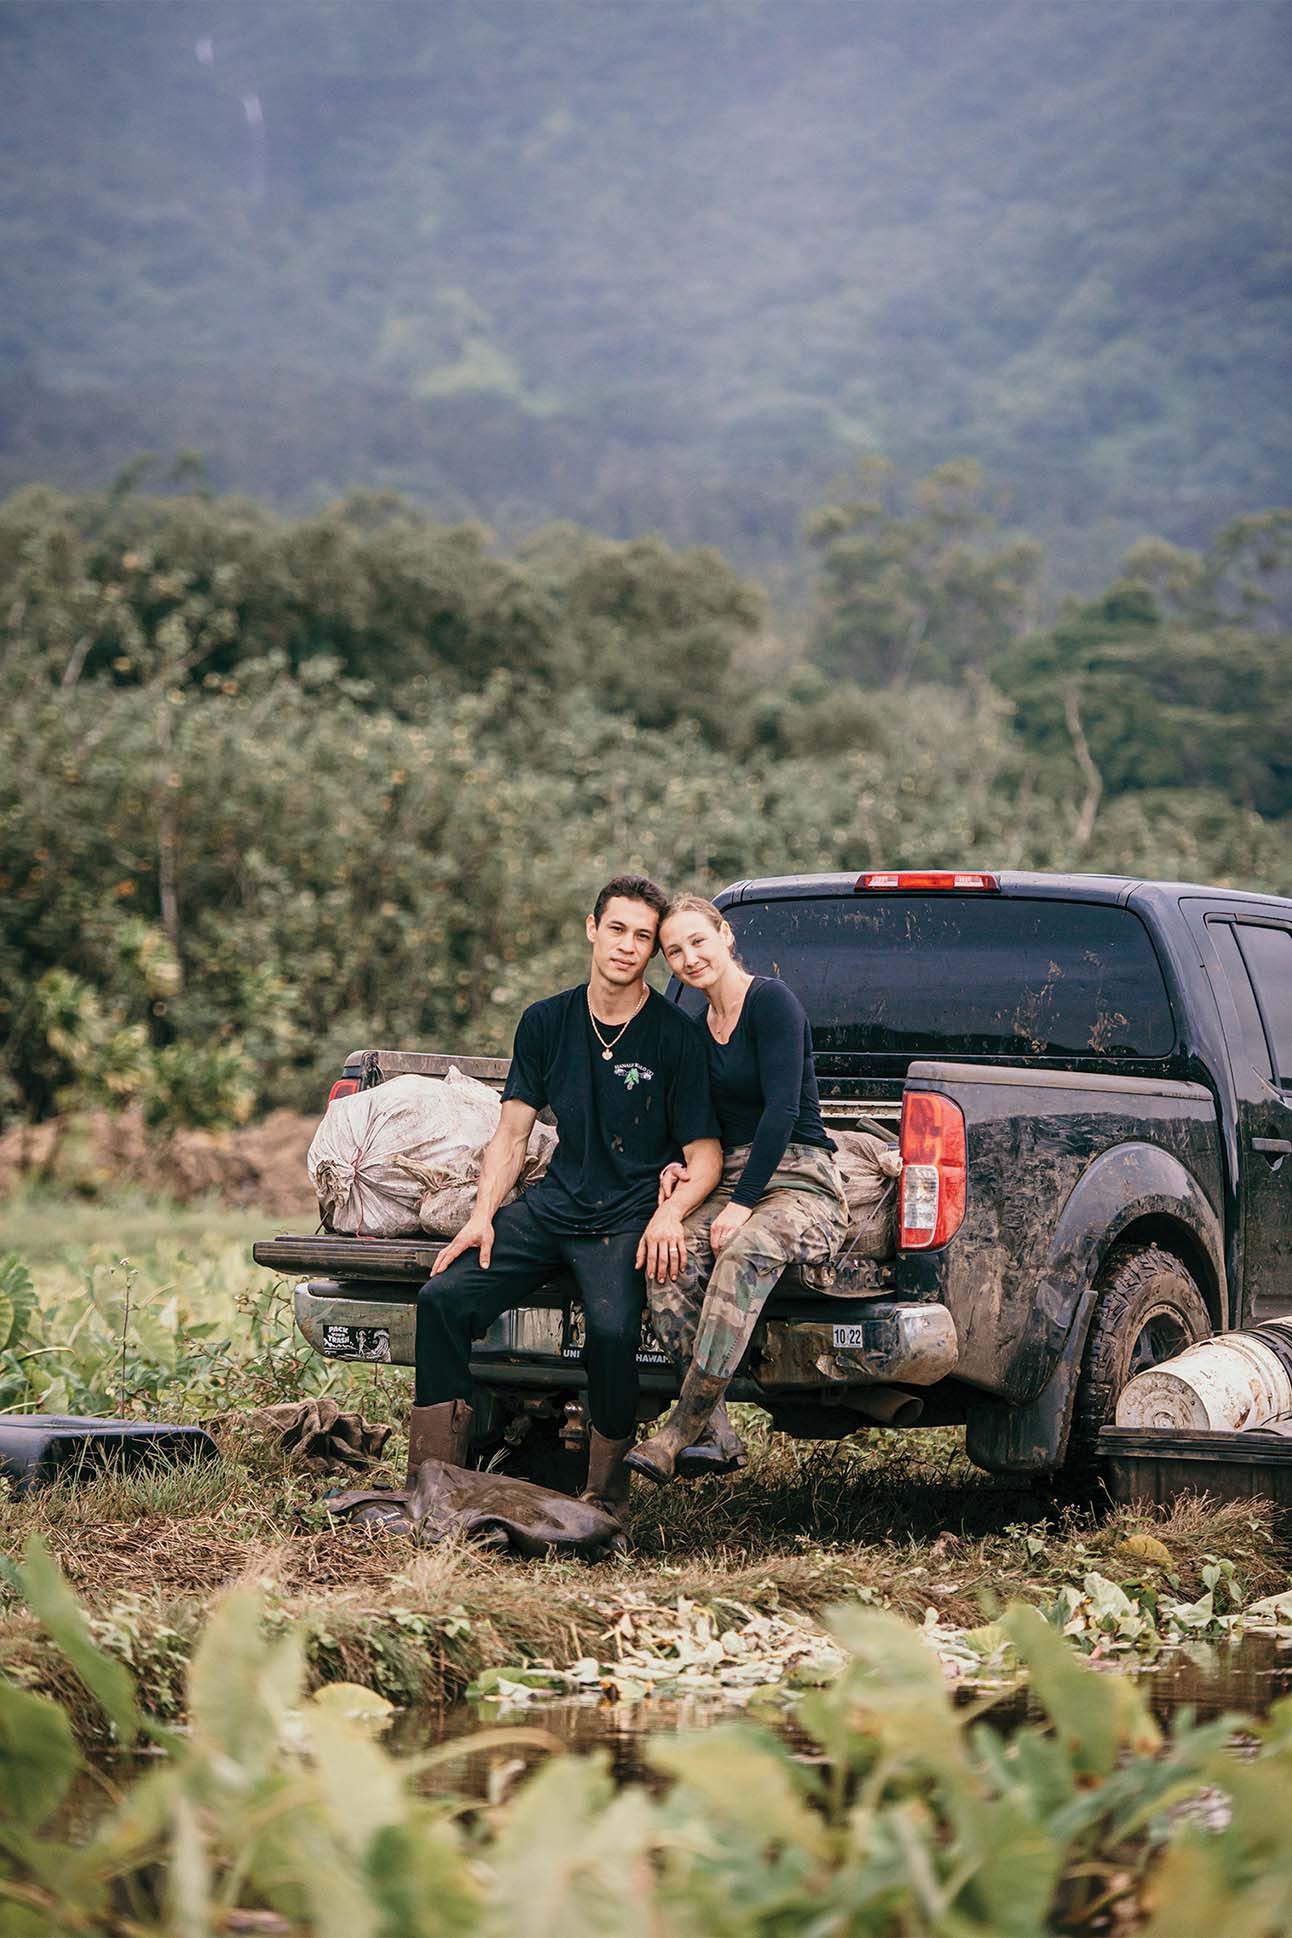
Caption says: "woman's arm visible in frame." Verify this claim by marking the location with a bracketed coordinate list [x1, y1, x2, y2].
[729, 981, 807, 1209]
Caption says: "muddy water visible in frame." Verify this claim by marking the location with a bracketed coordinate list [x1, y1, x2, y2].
[1131, 1631, 1292, 1724]
[397, 1692, 820, 1794]
[394, 1633, 1292, 1796]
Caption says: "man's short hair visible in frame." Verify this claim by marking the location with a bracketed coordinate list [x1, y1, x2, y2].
[592, 873, 669, 934]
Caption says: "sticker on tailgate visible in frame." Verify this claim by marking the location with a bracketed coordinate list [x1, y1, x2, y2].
[321, 1324, 391, 1362]
[562, 1305, 670, 1368]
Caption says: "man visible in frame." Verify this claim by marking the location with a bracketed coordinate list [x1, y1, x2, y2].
[412, 874, 723, 1529]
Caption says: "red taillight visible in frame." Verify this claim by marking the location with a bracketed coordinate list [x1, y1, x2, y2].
[857, 871, 999, 892]
[327, 1078, 360, 1108]
[899, 1090, 967, 1249]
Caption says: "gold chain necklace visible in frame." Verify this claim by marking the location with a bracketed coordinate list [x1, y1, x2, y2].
[586, 986, 648, 1061]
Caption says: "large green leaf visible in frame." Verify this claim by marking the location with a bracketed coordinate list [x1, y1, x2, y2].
[166, 1792, 212, 1938]
[16, 1536, 141, 1747]
[1002, 1602, 1157, 1780]
[0, 1256, 36, 1353]
[364, 1817, 483, 1938]
[307, 1707, 405, 1860]
[648, 1723, 829, 1865]
[186, 1589, 299, 1780]
[485, 1753, 656, 1938]
[825, 1602, 973, 1796]
[952, 1790, 1062, 1937]
[0, 1676, 81, 1831]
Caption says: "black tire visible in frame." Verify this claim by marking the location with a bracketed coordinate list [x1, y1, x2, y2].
[1066, 1243, 1211, 1480]
[485, 1417, 587, 1496]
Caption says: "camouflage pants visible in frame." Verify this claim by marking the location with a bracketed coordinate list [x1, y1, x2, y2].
[649, 1143, 850, 1381]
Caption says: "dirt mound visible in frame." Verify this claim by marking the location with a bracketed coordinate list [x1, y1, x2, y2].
[0, 1107, 318, 1215]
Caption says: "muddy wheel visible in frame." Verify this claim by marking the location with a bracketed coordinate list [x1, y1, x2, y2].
[1066, 1243, 1211, 1481]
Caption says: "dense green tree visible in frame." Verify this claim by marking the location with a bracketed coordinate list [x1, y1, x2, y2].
[0, 484, 761, 741]
[998, 514, 1292, 818]
[3, 480, 1289, 1131]
[807, 460, 1042, 687]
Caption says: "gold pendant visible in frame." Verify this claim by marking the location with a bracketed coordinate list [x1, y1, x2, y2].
[603, 1049, 613, 1060]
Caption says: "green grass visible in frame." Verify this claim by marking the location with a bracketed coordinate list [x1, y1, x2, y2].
[2, 1423, 1286, 1735]
[0, 1184, 275, 1267]
[1, 1196, 1290, 1736]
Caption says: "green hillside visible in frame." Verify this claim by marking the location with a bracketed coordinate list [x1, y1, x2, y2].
[1, 0, 1288, 586]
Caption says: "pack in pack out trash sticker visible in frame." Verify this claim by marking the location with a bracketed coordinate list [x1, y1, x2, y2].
[321, 1324, 392, 1362]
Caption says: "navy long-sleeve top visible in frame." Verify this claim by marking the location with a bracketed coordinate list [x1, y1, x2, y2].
[705, 976, 834, 1207]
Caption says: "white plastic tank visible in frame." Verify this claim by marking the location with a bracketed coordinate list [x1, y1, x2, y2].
[1115, 1320, 1292, 1432]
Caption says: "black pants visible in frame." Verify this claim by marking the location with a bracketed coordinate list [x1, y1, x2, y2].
[415, 1197, 646, 1441]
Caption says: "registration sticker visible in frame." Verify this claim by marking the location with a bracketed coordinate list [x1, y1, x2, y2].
[321, 1324, 391, 1362]
[832, 1324, 868, 1349]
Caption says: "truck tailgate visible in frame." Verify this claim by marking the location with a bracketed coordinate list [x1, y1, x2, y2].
[253, 1234, 447, 1280]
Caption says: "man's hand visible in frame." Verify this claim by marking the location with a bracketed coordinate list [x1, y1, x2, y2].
[636, 1202, 688, 1284]
[657, 1161, 688, 1205]
[710, 1201, 753, 1254]
[431, 1211, 496, 1275]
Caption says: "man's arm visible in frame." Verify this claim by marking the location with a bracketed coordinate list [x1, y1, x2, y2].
[636, 1136, 722, 1283]
[430, 1099, 538, 1274]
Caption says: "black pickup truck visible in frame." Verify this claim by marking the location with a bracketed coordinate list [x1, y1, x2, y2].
[254, 870, 1292, 1484]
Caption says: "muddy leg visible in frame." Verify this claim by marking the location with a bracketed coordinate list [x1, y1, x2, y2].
[648, 1209, 747, 1477]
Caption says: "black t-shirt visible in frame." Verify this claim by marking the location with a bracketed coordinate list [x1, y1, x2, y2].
[706, 976, 833, 1207]
[501, 985, 719, 1235]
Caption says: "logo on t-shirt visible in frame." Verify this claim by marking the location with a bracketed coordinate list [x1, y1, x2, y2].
[614, 1061, 654, 1089]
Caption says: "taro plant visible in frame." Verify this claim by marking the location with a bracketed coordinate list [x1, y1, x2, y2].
[0, 1249, 354, 1419]
[4, 1537, 1292, 1934]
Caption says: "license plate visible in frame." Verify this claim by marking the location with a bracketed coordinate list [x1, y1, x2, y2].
[832, 1324, 869, 1349]
[321, 1324, 391, 1362]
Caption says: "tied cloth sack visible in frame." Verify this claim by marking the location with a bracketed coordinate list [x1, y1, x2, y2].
[833, 1129, 903, 1258]
[416, 1071, 556, 1236]
[799, 1129, 901, 1290]
[308, 1068, 555, 1238]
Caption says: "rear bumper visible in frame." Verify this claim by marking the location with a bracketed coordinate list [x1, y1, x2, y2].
[293, 1279, 958, 1393]
[755, 1303, 958, 1389]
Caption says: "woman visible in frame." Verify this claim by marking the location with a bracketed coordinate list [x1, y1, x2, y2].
[625, 894, 850, 1484]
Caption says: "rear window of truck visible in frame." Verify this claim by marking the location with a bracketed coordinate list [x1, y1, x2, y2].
[692, 896, 1176, 1060]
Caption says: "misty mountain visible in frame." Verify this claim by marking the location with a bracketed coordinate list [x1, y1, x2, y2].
[1, 0, 1288, 587]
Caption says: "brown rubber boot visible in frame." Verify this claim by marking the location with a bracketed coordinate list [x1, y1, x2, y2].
[580, 1429, 635, 1531]
[406, 1399, 473, 1480]
[675, 1400, 748, 1479]
[624, 1366, 731, 1485]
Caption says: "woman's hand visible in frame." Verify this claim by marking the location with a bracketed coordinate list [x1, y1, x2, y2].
[657, 1161, 688, 1205]
[710, 1201, 753, 1253]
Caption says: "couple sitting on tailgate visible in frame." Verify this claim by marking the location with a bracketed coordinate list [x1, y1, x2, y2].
[408, 873, 848, 1538]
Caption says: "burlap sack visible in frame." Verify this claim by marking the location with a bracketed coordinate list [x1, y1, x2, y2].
[205, 1398, 392, 1472]
[830, 1129, 902, 1261]
[308, 1069, 498, 1235]
[417, 1104, 557, 1236]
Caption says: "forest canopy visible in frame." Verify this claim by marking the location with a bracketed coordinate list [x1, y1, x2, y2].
[3, 471, 1289, 1131]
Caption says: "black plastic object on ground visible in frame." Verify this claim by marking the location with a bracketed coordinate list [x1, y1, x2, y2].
[1099, 1423, 1292, 1510]
[0, 1414, 218, 1494]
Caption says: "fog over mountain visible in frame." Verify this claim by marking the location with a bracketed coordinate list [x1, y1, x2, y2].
[2, 0, 1288, 587]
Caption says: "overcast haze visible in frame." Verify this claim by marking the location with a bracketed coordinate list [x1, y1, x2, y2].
[1, 0, 1288, 585]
